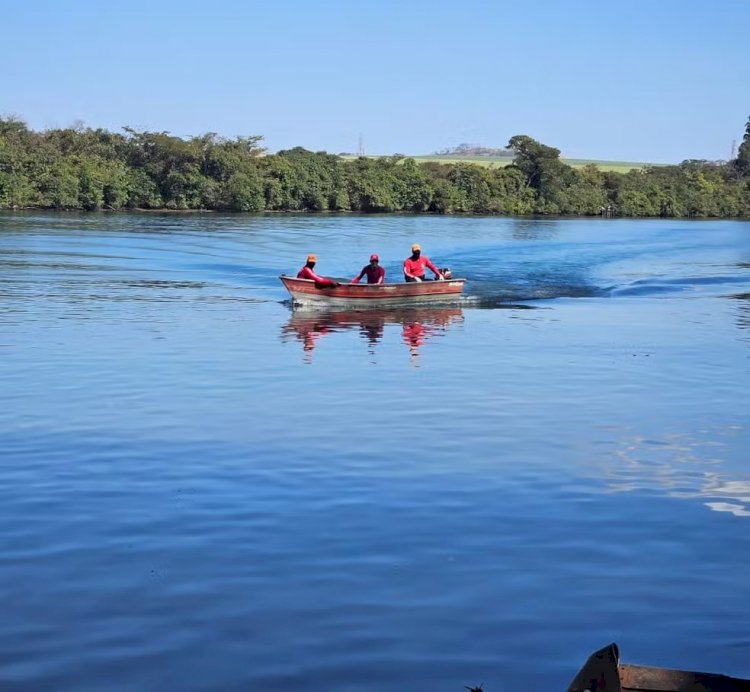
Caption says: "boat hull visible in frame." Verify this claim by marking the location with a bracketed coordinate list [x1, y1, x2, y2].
[280, 275, 465, 308]
[568, 643, 750, 692]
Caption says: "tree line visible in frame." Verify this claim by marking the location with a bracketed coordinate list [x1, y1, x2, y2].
[1, 117, 749, 217]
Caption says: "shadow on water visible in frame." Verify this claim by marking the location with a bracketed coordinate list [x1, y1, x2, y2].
[463, 277, 600, 304]
[452, 258, 603, 303]
[461, 296, 539, 309]
[446, 251, 604, 303]
[609, 274, 750, 297]
[510, 217, 565, 241]
[731, 292, 750, 336]
[280, 306, 464, 364]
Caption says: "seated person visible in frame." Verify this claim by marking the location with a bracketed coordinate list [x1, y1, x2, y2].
[297, 254, 339, 287]
[351, 254, 385, 284]
[403, 244, 443, 282]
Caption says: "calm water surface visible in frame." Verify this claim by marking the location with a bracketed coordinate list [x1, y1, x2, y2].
[1, 213, 749, 690]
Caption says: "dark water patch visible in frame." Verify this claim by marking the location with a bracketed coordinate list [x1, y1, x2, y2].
[460, 295, 540, 309]
[0, 259, 121, 272]
[464, 279, 601, 302]
[118, 279, 209, 290]
[734, 296, 750, 333]
[190, 262, 273, 274]
[0, 247, 136, 261]
[610, 274, 750, 297]
[656, 274, 750, 287]
[40, 290, 266, 306]
[445, 249, 604, 302]
[609, 282, 690, 297]
[192, 294, 271, 304]
[189, 263, 288, 289]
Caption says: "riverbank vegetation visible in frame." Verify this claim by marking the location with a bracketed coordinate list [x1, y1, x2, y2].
[1, 117, 749, 217]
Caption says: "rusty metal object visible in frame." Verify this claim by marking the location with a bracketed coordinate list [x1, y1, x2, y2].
[567, 643, 750, 692]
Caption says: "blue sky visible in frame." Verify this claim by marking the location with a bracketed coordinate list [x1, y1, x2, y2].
[2, 0, 748, 162]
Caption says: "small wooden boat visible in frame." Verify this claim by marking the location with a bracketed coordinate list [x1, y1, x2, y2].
[279, 275, 465, 308]
[568, 643, 750, 692]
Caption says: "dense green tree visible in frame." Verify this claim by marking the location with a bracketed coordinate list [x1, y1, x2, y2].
[37, 162, 80, 209]
[394, 158, 433, 211]
[202, 134, 264, 181]
[563, 165, 609, 215]
[274, 148, 344, 211]
[125, 168, 162, 208]
[1, 117, 749, 218]
[0, 119, 34, 207]
[490, 167, 536, 214]
[0, 171, 35, 208]
[347, 157, 400, 212]
[506, 135, 578, 213]
[220, 170, 265, 211]
[735, 116, 750, 175]
[428, 176, 464, 213]
[447, 164, 492, 212]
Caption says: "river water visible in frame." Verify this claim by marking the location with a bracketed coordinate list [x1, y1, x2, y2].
[1, 212, 749, 691]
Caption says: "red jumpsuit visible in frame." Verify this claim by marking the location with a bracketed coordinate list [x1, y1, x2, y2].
[403, 255, 441, 281]
[297, 265, 337, 287]
[351, 265, 385, 284]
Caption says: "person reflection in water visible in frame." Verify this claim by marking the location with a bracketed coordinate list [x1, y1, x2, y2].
[403, 244, 443, 282]
[294, 319, 332, 364]
[402, 321, 427, 366]
[282, 308, 463, 363]
[351, 254, 385, 284]
[401, 309, 463, 366]
[402, 321, 426, 350]
[359, 313, 386, 352]
[297, 254, 339, 287]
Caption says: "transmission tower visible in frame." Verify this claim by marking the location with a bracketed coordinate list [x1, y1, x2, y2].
[730, 139, 737, 160]
[358, 134, 364, 157]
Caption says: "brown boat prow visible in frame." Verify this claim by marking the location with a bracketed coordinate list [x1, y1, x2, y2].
[567, 643, 750, 692]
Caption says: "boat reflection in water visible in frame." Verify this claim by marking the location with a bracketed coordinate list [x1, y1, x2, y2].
[281, 307, 464, 364]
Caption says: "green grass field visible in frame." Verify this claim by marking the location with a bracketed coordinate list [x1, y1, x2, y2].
[341, 154, 663, 173]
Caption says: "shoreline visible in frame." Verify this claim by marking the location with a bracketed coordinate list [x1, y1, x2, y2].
[1, 207, 749, 220]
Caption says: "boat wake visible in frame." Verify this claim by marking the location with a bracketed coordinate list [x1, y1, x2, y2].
[607, 272, 750, 298]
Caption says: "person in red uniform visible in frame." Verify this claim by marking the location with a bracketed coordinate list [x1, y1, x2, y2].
[403, 244, 443, 282]
[351, 254, 385, 284]
[297, 254, 339, 287]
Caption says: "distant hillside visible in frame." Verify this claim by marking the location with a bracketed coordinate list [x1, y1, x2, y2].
[410, 155, 658, 173]
[339, 154, 654, 173]
[434, 143, 513, 157]
[339, 144, 661, 172]
[416, 143, 665, 172]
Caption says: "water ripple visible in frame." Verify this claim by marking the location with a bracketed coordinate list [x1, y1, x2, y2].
[2, 213, 750, 690]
